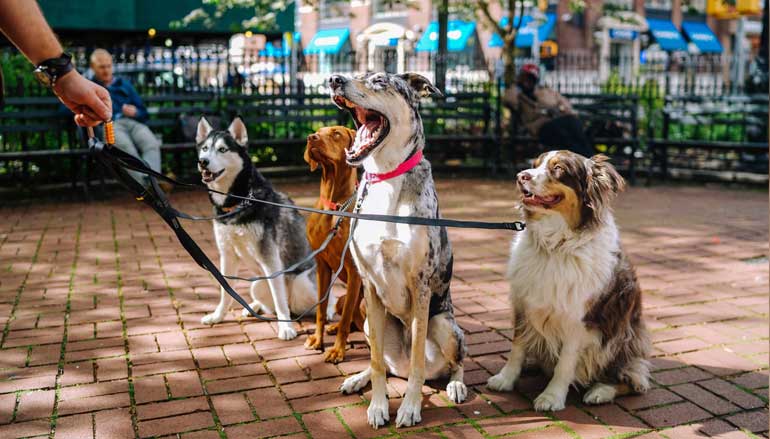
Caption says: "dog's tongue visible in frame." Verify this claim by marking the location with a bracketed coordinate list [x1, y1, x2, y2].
[353, 119, 380, 152]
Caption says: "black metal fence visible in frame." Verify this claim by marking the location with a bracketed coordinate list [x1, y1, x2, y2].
[1, 45, 767, 192]
[1, 43, 758, 97]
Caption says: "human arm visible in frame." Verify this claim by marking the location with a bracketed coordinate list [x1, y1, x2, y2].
[0, 0, 111, 125]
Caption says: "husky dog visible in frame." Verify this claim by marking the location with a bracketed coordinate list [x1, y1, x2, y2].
[487, 150, 650, 411]
[195, 117, 335, 340]
[329, 73, 468, 429]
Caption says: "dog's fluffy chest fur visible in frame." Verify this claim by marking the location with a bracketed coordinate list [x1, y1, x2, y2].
[508, 215, 619, 349]
[213, 221, 264, 263]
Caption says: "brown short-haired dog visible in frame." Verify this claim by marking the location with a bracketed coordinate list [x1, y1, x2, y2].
[303, 126, 365, 363]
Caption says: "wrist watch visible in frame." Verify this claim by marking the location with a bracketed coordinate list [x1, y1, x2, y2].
[33, 53, 74, 88]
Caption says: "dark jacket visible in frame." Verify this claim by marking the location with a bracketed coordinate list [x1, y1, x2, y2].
[504, 85, 575, 137]
[95, 76, 149, 123]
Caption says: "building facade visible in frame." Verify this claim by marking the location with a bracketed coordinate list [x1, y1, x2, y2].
[296, 0, 763, 80]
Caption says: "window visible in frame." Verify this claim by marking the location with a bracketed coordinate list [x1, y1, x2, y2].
[321, 0, 350, 20]
[682, 0, 706, 14]
[645, 0, 673, 10]
[604, 0, 634, 11]
[374, 0, 408, 16]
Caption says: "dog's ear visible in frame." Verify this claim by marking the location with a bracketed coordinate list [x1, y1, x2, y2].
[228, 117, 248, 146]
[304, 142, 318, 172]
[196, 116, 213, 145]
[589, 154, 625, 195]
[582, 154, 625, 228]
[398, 72, 443, 98]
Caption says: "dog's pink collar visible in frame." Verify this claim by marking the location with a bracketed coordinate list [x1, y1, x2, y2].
[364, 149, 423, 184]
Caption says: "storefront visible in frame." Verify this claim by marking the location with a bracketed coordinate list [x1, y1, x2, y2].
[487, 13, 558, 60]
[415, 20, 485, 70]
[356, 22, 416, 74]
[596, 12, 648, 80]
[303, 28, 352, 73]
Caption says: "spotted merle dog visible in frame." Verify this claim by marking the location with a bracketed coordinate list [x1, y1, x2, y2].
[330, 73, 468, 429]
[195, 117, 335, 340]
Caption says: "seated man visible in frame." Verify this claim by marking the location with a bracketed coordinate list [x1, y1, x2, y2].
[90, 49, 162, 185]
[504, 63, 592, 157]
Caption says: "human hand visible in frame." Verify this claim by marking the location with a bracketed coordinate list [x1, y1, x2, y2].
[52, 71, 112, 127]
[122, 104, 137, 118]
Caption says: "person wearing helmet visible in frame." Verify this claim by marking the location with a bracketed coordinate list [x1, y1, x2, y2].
[503, 63, 592, 156]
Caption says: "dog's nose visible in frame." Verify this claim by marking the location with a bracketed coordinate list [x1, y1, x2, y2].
[308, 133, 320, 142]
[517, 171, 532, 183]
[198, 158, 209, 168]
[328, 75, 346, 89]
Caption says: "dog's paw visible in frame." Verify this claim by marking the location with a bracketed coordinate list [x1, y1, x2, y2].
[367, 397, 389, 429]
[323, 346, 345, 364]
[242, 301, 262, 318]
[534, 390, 566, 412]
[304, 333, 323, 351]
[277, 324, 298, 340]
[201, 311, 225, 325]
[487, 372, 516, 392]
[446, 380, 468, 404]
[325, 322, 339, 335]
[395, 395, 422, 428]
[340, 370, 370, 394]
[583, 383, 616, 405]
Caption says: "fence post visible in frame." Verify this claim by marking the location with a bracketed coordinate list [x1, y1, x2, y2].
[494, 76, 504, 175]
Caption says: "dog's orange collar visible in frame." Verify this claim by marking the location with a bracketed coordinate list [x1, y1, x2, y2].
[364, 149, 423, 184]
[221, 205, 238, 213]
[319, 197, 341, 211]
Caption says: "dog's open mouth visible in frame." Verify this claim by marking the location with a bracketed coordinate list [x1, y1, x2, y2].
[521, 189, 563, 208]
[200, 169, 224, 184]
[333, 95, 390, 163]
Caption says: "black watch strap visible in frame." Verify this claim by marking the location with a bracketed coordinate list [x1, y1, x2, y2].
[34, 53, 74, 88]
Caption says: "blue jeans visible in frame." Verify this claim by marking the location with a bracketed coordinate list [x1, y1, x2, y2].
[112, 118, 162, 184]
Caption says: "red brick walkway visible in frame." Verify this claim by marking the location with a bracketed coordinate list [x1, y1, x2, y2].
[0, 180, 767, 439]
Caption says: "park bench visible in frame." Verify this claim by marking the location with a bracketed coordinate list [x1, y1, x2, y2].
[143, 92, 219, 177]
[421, 91, 496, 171]
[507, 93, 641, 183]
[219, 93, 345, 169]
[647, 94, 768, 183]
[0, 96, 86, 191]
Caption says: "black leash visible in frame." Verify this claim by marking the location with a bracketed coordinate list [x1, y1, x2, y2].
[89, 131, 353, 323]
[88, 122, 525, 323]
[97, 141, 526, 232]
[223, 195, 355, 283]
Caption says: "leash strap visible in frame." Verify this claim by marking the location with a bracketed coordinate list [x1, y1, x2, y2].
[91, 133, 362, 323]
[96, 145, 526, 232]
[222, 195, 355, 283]
[91, 136, 326, 322]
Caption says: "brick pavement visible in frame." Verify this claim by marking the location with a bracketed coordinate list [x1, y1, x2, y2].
[0, 179, 767, 438]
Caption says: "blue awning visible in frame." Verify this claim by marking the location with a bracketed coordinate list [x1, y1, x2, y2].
[415, 20, 476, 52]
[488, 13, 557, 48]
[259, 41, 289, 57]
[304, 28, 350, 55]
[682, 21, 722, 53]
[647, 19, 688, 52]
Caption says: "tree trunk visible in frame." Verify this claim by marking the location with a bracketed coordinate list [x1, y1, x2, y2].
[435, 0, 449, 93]
[760, 0, 768, 62]
[502, 36, 517, 89]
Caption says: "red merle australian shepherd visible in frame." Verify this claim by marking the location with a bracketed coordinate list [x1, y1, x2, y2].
[487, 150, 650, 411]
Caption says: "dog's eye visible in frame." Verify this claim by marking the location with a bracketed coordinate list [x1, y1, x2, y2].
[371, 76, 387, 86]
[333, 132, 340, 138]
[201, 145, 208, 152]
[217, 147, 227, 153]
[553, 164, 563, 173]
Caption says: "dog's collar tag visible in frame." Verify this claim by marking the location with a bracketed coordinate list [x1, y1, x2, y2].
[364, 149, 423, 184]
